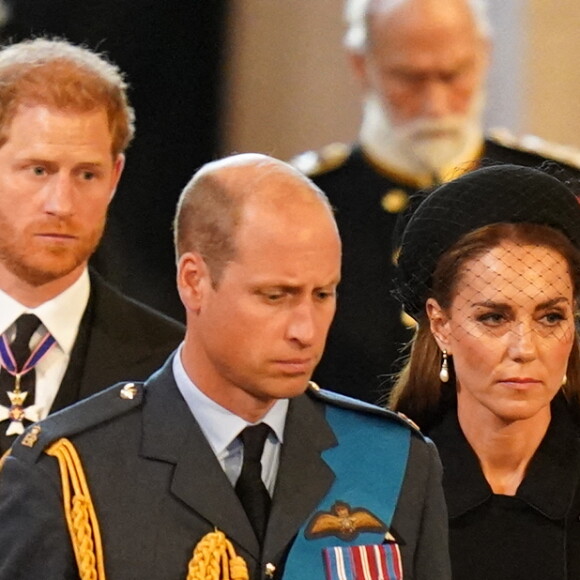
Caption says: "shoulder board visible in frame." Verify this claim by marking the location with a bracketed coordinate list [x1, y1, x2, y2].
[488, 127, 580, 170]
[307, 381, 423, 435]
[290, 142, 352, 177]
[8, 382, 144, 464]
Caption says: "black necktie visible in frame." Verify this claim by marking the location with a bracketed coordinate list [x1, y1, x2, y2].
[0, 314, 41, 406]
[235, 423, 272, 544]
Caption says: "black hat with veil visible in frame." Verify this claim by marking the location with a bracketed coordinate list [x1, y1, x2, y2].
[393, 163, 580, 320]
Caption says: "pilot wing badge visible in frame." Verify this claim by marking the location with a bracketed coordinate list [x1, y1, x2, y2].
[305, 500, 387, 541]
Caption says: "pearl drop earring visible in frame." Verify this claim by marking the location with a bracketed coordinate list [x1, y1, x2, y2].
[439, 350, 449, 383]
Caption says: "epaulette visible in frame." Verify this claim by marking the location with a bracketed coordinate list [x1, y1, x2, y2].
[307, 381, 423, 435]
[488, 127, 580, 170]
[290, 142, 351, 177]
[8, 382, 144, 463]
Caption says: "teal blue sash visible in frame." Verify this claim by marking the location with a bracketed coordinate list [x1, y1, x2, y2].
[282, 405, 411, 579]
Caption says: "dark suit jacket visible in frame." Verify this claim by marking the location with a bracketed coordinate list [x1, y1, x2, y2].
[294, 139, 580, 404]
[0, 272, 184, 452]
[0, 358, 450, 580]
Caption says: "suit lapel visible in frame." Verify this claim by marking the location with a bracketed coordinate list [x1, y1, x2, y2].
[51, 273, 130, 411]
[77, 274, 150, 399]
[50, 289, 94, 412]
[263, 394, 337, 564]
[140, 359, 260, 559]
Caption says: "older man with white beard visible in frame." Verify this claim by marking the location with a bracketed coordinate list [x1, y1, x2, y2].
[292, 0, 580, 405]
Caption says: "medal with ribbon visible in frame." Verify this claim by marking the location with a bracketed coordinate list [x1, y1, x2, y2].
[0, 330, 56, 435]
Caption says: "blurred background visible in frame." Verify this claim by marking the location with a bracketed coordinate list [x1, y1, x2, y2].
[224, 0, 580, 158]
[3, 0, 578, 319]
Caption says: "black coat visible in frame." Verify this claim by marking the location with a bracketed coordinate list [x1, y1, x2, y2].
[429, 395, 580, 580]
[294, 139, 580, 404]
[54, 271, 185, 408]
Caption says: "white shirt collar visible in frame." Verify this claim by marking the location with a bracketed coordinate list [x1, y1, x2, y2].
[172, 345, 288, 457]
[0, 269, 90, 354]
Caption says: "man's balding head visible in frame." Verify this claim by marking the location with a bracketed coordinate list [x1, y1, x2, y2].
[175, 154, 341, 420]
[174, 153, 336, 286]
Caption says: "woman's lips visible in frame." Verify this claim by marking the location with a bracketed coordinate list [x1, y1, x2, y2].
[499, 377, 542, 389]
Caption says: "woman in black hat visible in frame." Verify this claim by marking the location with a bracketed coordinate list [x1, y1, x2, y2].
[390, 164, 580, 580]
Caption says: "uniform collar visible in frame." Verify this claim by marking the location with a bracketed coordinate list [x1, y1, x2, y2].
[171, 345, 288, 456]
[359, 138, 485, 189]
[429, 394, 580, 520]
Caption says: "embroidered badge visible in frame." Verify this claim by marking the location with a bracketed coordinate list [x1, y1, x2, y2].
[21, 425, 41, 448]
[305, 501, 387, 541]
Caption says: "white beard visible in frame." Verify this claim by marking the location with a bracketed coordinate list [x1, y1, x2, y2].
[359, 90, 485, 179]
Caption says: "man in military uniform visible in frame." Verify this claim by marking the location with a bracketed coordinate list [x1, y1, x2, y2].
[0, 154, 450, 580]
[292, 0, 580, 404]
[0, 38, 183, 452]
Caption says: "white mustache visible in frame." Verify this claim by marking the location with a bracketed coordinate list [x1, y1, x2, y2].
[398, 117, 465, 141]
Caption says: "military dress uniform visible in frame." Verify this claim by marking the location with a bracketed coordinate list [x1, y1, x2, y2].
[292, 133, 580, 404]
[0, 356, 450, 580]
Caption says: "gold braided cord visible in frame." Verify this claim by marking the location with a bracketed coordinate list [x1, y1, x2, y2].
[6, 439, 247, 580]
[187, 530, 249, 580]
[46, 438, 106, 580]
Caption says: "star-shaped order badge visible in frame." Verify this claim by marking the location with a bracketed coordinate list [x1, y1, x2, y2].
[0, 390, 42, 435]
[0, 331, 56, 436]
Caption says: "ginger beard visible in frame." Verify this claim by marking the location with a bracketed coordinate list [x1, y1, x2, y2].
[0, 209, 106, 287]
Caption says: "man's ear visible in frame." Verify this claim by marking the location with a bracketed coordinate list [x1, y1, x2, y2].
[426, 298, 451, 354]
[348, 51, 372, 93]
[177, 252, 211, 313]
[108, 153, 126, 202]
[479, 36, 492, 77]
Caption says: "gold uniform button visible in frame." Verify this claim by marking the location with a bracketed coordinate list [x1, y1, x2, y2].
[265, 563, 276, 577]
[381, 189, 409, 213]
[120, 383, 138, 400]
